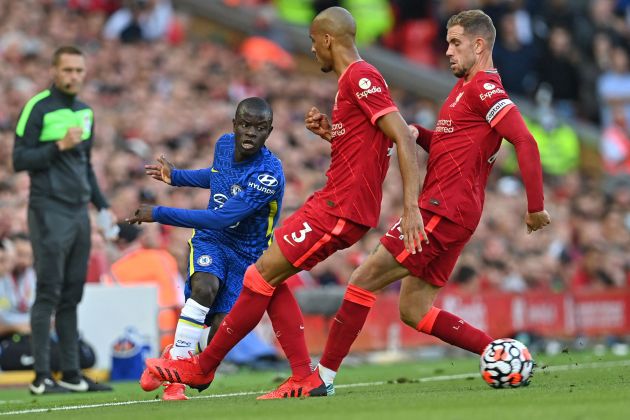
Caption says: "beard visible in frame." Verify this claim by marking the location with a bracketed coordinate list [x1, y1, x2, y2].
[320, 64, 333, 73]
[452, 66, 466, 78]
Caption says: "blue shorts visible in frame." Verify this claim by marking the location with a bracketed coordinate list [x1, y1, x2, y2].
[184, 235, 251, 322]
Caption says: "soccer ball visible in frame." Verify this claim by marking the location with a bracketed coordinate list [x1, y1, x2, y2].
[480, 338, 534, 389]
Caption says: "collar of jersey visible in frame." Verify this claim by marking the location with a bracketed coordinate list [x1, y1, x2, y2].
[338, 59, 365, 85]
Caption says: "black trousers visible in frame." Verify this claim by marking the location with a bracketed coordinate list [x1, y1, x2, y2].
[27, 202, 91, 376]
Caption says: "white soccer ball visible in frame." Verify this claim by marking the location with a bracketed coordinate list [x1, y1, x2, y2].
[480, 338, 534, 389]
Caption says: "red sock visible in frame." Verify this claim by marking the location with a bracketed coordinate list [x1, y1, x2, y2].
[267, 283, 312, 380]
[319, 284, 376, 372]
[416, 307, 493, 354]
[199, 265, 274, 373]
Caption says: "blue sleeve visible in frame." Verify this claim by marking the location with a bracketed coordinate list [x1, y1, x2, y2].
[239, 168, 285, 210]
[171, 168, 211, 188]
[152, 196, 256, 229]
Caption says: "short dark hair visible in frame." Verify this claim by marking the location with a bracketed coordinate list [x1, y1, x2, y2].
[52, 46, 84, 66]
[235, 97, 273, 121]
[447, 10, 496, 49]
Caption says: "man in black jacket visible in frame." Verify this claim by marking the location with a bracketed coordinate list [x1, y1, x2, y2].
[13, 46, 115, 395]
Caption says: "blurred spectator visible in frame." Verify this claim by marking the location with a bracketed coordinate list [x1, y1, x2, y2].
[0, 237, 97, 372]
[502, 86, 580, 179]
[104, 223, 184, 349]
[0, 238, 30, 337]
[103, 0, 172, 43]
[493, 12, 537, 95]
[601, 105, 630, 175]
[598, 45, 630, 127]
[341, 0, 394, 45]
[536, 26, 580, 119]
[273, 0, 316, 26]
[240, 36, 295, 71]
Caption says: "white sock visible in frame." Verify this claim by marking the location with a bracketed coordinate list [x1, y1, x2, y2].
[317, 363, 337, 386]
[197, 326, 212, 352]
[169, 298, 209, 359]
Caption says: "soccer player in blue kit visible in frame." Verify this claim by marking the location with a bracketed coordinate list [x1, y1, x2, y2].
[126, 97, 285, 400]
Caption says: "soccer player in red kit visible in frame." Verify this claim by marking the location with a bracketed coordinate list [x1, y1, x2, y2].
[294, 9, 552, 393]
[145, 6, 426, 398]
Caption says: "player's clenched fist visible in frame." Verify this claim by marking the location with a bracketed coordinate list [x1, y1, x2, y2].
[525, 210, 551, 234]
[305, 107, 332, 142]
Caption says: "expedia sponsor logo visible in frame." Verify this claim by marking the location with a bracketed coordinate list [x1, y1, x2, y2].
[479, 87, 505, 101]
[485, 99, 513, 123]
[331, 122, 345, 138]
[483, 83, 496, 90]
[358, 78, 372, 89]
[356, 85, 382, 100]
[248, 182, 276, 195]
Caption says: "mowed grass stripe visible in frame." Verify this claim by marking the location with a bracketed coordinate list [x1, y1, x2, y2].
[2, 359, 629, 417]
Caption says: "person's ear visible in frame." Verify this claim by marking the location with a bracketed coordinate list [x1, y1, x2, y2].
[324, 34, 332, 49]
[475, 38, 484, 55]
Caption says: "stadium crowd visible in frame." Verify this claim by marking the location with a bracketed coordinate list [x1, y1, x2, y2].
[0, 0, 628, 338]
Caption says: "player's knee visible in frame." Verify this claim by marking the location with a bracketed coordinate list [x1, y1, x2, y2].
[399, 301, 432, 329]
[399, 306, 418, 328]
[348, 259, 388, 292]
[254, 248, 296, 286]
[190, 273, 220, 307]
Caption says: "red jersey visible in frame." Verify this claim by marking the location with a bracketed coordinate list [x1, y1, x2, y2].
[420, 69, 515, 231]
[309, 60, 398, 227]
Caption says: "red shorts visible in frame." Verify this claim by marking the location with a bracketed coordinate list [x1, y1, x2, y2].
[380, 209, 472, 287]
[274, 204, 369, 271]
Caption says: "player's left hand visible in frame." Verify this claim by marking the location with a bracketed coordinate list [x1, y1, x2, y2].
[401, 207, 428, 254]
[125, 204, 155, 225]
[525, 209, 550, 234]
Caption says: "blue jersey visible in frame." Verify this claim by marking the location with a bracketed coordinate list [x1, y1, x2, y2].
[153, 133, 285, 261]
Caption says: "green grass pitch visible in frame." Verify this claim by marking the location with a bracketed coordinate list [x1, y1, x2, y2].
[1, 351, 628, 420]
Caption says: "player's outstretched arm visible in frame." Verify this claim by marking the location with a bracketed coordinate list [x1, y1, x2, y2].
[126, 197, 257, 230]
[493, 108, 550, 234]
[305, 106, 332, 142]
[409, 124, 434, 153]
[377, 112, 427, 254]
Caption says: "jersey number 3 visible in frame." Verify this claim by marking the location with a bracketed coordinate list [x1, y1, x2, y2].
[291, 222, 312, 243]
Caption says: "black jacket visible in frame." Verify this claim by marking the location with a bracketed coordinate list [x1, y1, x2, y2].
[13, 85, 108, 209]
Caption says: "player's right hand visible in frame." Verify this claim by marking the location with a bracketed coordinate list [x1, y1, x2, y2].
[145, 154, 174, 185]
[305, 107, 332, 142]
[525, 209, 551, 234]
[57, 126, 83, 151]
[401, 206, 428, 254]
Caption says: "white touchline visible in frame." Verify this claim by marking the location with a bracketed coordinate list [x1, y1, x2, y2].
[2, 359, 629, 416]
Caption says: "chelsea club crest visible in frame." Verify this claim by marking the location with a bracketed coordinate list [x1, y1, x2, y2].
[197, 255, 212, 266]
[230, 184, 242, 196]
